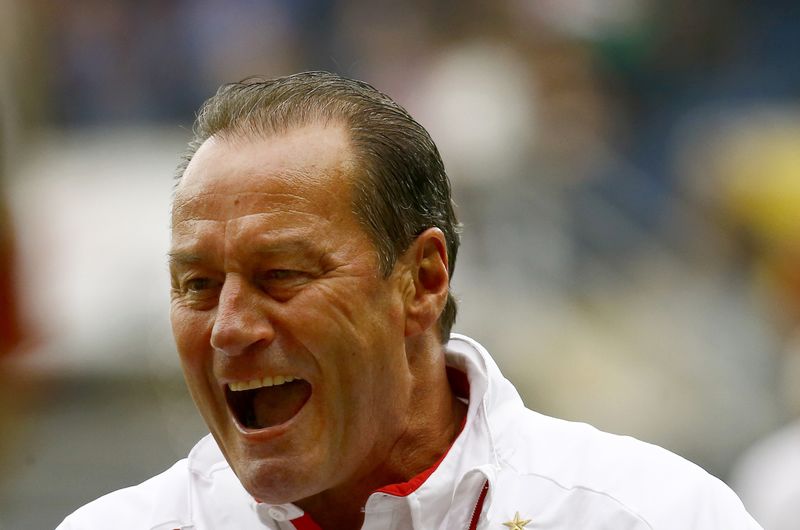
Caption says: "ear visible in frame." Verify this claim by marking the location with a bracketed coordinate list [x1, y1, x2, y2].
[402, 228, 450, 337]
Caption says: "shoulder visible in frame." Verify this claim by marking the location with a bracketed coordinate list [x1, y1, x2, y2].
[56, 435, 266, 530]
[56, 457, 191, 530]
[53, 433, 238, 530]
[489, 406, 761, 529]
[729, 419, 800, 529]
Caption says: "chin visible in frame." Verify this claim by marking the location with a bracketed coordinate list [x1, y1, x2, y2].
[235, 458, 321, 505]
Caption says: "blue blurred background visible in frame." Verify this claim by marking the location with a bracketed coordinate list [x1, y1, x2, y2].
[2, 1, 800, 528]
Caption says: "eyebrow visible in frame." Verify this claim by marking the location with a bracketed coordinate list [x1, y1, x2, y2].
[167, 238, 322, 268]
[167, 251, 204, 268]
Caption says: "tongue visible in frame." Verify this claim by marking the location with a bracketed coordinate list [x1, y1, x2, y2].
[253, 380, 312, 429]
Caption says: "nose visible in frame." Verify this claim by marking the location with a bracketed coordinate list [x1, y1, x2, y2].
[210, 274, 275, 356]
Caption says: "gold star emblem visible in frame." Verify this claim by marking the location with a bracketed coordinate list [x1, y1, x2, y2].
[502, 511, 532, 529]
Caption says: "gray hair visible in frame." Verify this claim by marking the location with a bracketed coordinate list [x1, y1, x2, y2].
[176, 71, 461, 341]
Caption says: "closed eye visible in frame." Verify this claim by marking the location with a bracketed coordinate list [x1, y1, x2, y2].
[186, 277, 215, 293]
[257, 269, 311, 300]
[268, 269, 299, 279]
[171, 275, 220, 295]
[170, 275, 222, 309]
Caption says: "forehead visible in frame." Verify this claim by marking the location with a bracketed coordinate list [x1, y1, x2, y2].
[173, 124, 357, 223]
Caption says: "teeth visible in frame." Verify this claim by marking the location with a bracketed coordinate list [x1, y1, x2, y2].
[229, 376, 300, 392]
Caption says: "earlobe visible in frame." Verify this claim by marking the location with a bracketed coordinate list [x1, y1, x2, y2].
[404, 228, 449, 337]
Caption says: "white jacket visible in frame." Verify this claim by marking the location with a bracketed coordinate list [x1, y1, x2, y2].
[58, 334, 762, 529]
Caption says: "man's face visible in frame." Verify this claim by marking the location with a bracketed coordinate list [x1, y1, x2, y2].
[169, 125, 414, 503]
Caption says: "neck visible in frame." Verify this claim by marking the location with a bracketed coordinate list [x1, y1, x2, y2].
[296, 337, 468, 530]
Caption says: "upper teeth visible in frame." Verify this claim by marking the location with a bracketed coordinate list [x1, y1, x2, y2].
[229, 376, 299, 392]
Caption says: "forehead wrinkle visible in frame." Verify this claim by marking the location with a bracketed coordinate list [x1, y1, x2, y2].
[245, 238, 326, 264]
[209, 128, 355, 186]
[171, 191, 316, 224]
[170, 215, 327, 269]
[223, 211, 328, 238]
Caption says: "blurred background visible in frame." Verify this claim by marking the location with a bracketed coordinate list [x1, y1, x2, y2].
[1, 0, 799, 528]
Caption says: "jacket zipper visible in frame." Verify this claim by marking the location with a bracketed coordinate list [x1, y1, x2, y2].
[466, 481, 489, 530]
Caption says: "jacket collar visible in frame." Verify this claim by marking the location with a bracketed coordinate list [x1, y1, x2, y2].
[326, 334, 515, 530]
[379, 333, 504, 530]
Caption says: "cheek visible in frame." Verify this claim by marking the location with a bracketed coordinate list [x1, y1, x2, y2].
[307, 278, 403, 340]
[171, 308, 223, 427]
[333, 357, 411, 465]
[170, 306, 213, 367]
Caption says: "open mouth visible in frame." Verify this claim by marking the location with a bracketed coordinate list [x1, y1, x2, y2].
[225, 375, 312, 430]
